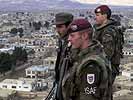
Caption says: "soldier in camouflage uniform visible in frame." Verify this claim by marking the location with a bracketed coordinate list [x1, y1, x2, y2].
[93, 5, 120, 83]
[61, 18, 111, 100]
[54, 12, 74, 100]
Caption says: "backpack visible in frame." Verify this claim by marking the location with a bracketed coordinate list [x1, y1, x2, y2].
[101, 24, 125, 76]
[106, 25, 124, 64]
[94, 23, 125, 75]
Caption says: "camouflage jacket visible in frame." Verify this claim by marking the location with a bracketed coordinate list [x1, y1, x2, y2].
[62, 40, 111, 100]
[93, 19, 120, 65]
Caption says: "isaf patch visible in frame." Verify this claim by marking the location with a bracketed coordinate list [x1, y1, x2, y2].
[87, 74, 95, 84]
[84, 87, 97, 94]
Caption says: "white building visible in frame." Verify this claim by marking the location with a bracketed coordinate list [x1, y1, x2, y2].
[0, 78, 47, 92]
[0, 47, 14, 54]
[43, 56, 56, 70]
[123, 48, 133, 56]
[128, 19, 133, 27]
[25, 65, 49, 78]
[0, 38, 8, 44]
[0, 79, 34, 92]
[124, 29, 133, 46]
[122, 69, 133, 81]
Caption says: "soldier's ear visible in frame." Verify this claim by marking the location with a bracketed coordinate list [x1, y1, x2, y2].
[82, 31, 88, 40]
[103, 14, 108, 19]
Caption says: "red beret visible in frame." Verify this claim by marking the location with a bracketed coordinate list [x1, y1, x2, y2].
[95, 5, 111, 13]
[67, 19, 92, 34]
[95, 5, 111, 18]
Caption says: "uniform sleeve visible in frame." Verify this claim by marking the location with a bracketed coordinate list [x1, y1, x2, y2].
[76, 62, 102, 100]
[101, 28, 116, 60]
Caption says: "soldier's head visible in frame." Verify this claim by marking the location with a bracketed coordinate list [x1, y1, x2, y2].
[67, 18, 93, 49]
[54, 12, 73, 37]
[94, 5, 111, 25]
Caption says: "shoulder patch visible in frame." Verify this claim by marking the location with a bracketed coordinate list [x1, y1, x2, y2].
[87, 74, 95, 84]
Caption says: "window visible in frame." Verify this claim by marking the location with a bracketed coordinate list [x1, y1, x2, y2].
[32, 76, 35, 78]
[45, 61, 49, 65]
[50, 61, 54, 65]
[27, 71, 31, 74]
[37, 71, 41, 74]
[3, 85, 7, 88]
[29, 41, 32, 44]
[24, 87, 28, 88]
[12, 86, 16, 88]
[130, 78, 133, 82]
[32, 71, 35, 74]
[117, 86, 121, 90]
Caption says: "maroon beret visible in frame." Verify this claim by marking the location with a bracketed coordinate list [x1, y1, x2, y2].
[95, 5, 111, 18]
[95, 5, 111, 13]
[67, 19, 92, 34]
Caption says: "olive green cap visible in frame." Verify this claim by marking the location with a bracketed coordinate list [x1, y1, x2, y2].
[54, 12, 73, 25]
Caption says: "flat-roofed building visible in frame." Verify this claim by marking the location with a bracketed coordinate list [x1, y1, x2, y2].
[0, 78, 47, 92]
[25, 65, 49, 78]
[43, 56, 56, 70]
[0, 79, 34, 92]
[122, 69, 133, 82]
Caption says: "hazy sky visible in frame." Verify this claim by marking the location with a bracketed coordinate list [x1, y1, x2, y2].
[72, 0, 133, 6]
[0, 0, 132, 6]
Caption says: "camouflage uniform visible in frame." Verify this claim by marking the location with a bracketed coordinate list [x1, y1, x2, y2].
[93, 5, 122, 86]
[62, 40, 111, 100]
[93, 19, 120, 83]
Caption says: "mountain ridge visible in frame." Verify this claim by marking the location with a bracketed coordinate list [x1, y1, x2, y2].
[0, 0, 132, 11]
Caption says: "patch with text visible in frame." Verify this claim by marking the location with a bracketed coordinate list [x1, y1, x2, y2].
[84, 87, 97, 94]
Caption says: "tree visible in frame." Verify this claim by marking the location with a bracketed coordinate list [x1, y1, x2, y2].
[44, 21, 50, 29]
[0, 53, 12, 75]
[0, 47, 28, 75]
[18, 28, 23, 33]
[29, 22, 32, 27]
[10, 28, 18, 35]
[12, 47, 28, 65]
[18, 28, 24, 38]
[21, 49, 28, 62]
[32, 21, 42, 30]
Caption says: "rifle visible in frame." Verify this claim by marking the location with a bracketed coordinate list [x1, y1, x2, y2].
[45, 84, 57, 100]
[45, 42, 71, 100]
[56, 43, 71, 100]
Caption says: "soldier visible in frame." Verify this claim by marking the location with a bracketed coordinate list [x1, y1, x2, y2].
[61, 18, 111, 100]
[54, 12, 74, 100]
[93, 5, 121, 83]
